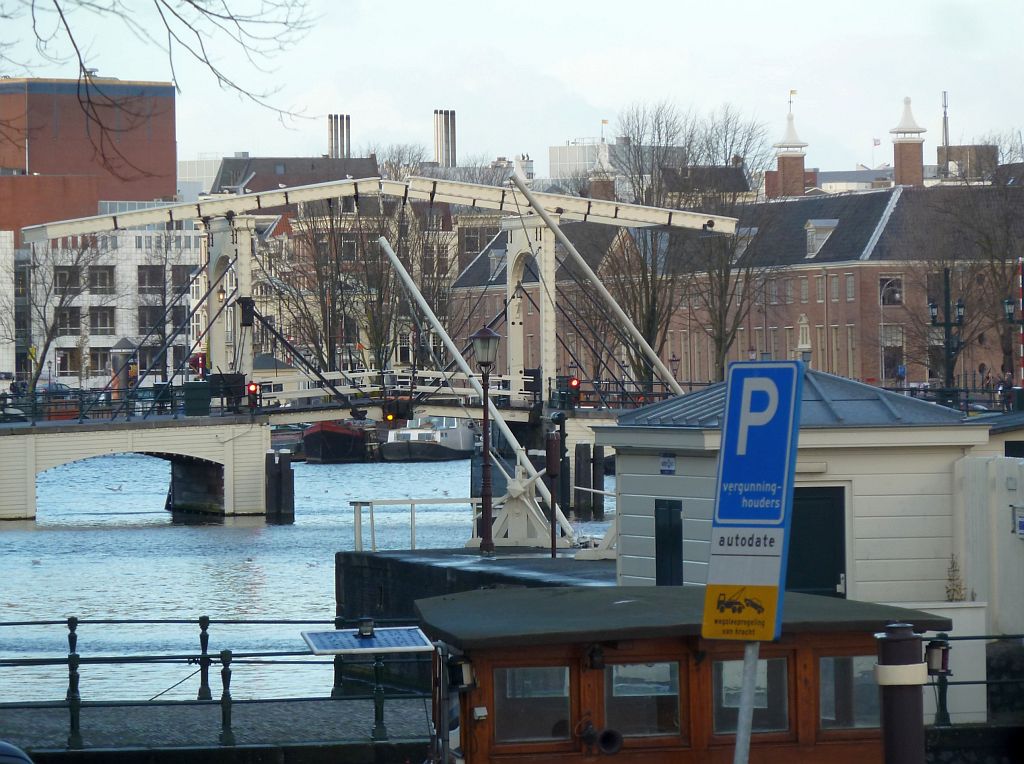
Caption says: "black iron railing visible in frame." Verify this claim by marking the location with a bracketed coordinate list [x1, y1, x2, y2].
[925, 632, 1024, 727]
[0, 616, 432, 749]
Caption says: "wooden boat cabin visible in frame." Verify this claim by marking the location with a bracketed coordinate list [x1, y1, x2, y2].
[415, 586, 951, 764]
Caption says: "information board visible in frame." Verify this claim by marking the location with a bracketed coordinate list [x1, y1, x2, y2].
[702, 361, 804, 641]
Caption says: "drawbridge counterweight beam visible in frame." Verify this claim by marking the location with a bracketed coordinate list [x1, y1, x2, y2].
[22, 177, 737, 242]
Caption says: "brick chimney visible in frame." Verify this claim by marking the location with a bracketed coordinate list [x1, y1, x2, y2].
[588, 177, 616, 201]
[771, 113, 808, 197]
[890, 97, 926, 187]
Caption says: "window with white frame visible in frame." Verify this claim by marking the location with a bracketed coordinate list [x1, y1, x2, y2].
[137, 265, 164, 295]
[89, 266, 115, 295]
[89, 307, 115, 335]
[57, 307, 81, 336]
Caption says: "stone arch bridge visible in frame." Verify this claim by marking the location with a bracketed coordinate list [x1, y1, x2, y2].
[0, 416, 268, 521]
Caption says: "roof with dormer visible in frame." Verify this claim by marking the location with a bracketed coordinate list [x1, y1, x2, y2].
[449, 184, 1024, 287]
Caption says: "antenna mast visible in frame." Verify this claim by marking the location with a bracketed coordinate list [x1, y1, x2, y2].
[942, 91, 950, 178]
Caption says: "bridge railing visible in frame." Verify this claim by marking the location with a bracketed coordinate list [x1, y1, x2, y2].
[0, 615, 433, 749]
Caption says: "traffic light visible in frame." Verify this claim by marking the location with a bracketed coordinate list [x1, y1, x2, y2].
[382, 398, 398, 427]
[246, 381, 260, 410]
[382, 397, 412, 426]
[238, 297, 256, 327]
[567, 376, 581, 408]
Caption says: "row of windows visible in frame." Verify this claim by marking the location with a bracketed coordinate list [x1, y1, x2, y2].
[766, 274, 858, 305]
[42, 230, 201, 253]
[45, 265, 198, 297]
[56, 306, 190, 336]
[494, 655, 878, 745]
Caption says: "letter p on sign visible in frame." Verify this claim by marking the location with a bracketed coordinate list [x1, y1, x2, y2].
[737, 377, 778, 455]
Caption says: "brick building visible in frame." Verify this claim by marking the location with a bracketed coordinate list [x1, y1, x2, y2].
[0, 77, 177, 246]
[453, 98, 1024, 397]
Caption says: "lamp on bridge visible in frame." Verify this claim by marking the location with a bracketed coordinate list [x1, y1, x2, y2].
[217, 284, 226, 303]
[470, 326, 501, 556]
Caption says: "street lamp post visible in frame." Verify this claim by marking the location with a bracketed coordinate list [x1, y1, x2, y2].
[1002, 297, 1024, 374]
[928, 267, 964, 409]
[470, 326, 501, 555]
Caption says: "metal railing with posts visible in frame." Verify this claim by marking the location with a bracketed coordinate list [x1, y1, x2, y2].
[924, 631, 1024, 728]
[0, 616, 433, 749]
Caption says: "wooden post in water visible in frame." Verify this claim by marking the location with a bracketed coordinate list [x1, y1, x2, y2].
[592, 445, 605, 520]
[575, 443, 592, 520]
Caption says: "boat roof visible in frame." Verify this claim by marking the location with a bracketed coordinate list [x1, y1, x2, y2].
[415, 586, 952, 650]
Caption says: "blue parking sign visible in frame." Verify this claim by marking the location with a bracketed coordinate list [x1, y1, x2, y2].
[715, 362, 804, 526]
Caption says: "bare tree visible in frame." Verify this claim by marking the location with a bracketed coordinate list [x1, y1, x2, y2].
[1, 1, 312, 176]
[924, 184, 1024, 379]
[363, 143, 430, 181]
[17, 237, 112, 391]
[582, 102, 773, 385]
[420, 154, 511, 187]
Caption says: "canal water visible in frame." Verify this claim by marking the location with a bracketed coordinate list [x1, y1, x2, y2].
[0, 454, 614, 701]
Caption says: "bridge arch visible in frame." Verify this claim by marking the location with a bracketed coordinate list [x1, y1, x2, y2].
[0, 420, 268, 521]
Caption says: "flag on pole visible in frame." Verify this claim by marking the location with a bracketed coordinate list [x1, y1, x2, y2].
[789, 89, 797, 96]
[873, 138, 881, 147]
[601, 119, 609, 125]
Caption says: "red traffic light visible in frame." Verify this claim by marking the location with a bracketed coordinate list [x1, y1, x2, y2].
[568, 376, 581, 390]
[246, 381, 260, 410]
[246, 382, 259, 395]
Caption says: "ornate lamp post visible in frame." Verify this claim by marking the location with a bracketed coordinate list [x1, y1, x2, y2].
[1003, 297, 1024, 375]
[470, 326, 501, 555]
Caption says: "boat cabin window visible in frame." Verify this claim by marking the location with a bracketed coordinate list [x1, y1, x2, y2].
[493, 666, 571, 743]
[712, 657, 789, 734]
[604, 661, 681, 737]
[818, 655, 879, 730]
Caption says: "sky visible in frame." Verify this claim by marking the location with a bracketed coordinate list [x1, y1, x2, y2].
[7, 0, 1024, 177]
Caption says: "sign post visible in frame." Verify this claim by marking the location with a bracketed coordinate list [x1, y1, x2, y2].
[701, 361, 804, 764]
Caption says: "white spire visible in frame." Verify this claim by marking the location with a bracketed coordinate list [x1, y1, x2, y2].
[890, 96, 926, 142]
[773, 113, 808, 155]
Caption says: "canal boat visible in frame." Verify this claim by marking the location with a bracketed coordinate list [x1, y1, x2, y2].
[415, 585, 954, 764]
[302, 420, 369, 464]
[380, 416, 475, 462]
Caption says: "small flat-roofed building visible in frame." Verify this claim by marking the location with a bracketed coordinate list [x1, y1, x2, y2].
[416, 585, 951, 764]
[594, 370, 993, 722]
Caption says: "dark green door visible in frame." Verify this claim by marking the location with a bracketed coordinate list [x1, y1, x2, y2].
[786, 487, 846, 598]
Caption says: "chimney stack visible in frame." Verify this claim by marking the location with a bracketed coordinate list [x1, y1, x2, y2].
[433, 109, 457, 168]
[890, 97, 925, 187]
[327, 114, 351, 159]
[772, 113, 808, 197]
